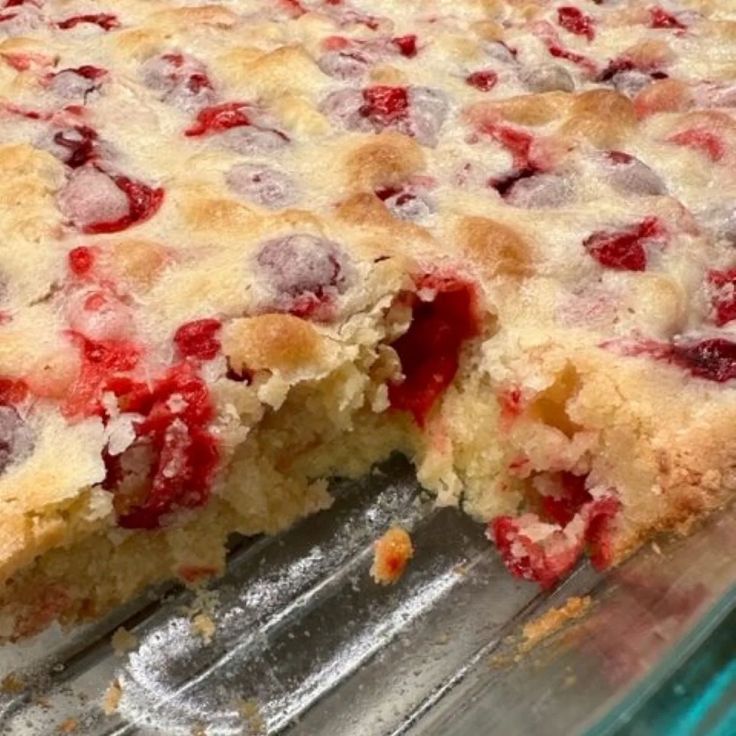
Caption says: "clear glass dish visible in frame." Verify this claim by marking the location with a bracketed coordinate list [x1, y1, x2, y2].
[0, 456, 734, 735]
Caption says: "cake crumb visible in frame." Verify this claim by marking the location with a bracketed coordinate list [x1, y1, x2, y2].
[1, 673, 25, 693]
[111, 626, 138, 655]
[58, 719, 78, 733]
[102, 679, 122, 715]
[521, 596, 592, 651]
[235, 697, 265, 734]
[370, 526, 413, 585]
[191, 612, 216, 643]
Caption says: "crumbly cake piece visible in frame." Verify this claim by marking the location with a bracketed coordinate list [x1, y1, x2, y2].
[0, 0, 735, 638]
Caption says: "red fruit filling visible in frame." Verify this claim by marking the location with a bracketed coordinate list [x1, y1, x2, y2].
[598, 56, 668, 83]
[68, 245, 96, 277]
[489, 489, 619, 588]
[63, 333, 142, 418]
[466, 70, 498, 92]
[56, 13, 120, 31]
[707, 269, 736, 326]
[668, 128, 726, 162]
[0, 377, 28, 405]
[83, 174, 164, 234]
[671, 339, 736, 383]
[53, 125, 99, 169]
[534, 472, 591, 526]
[532, 21, 597, 75]
[185, 101, 251, 136]
[360, 85, 409, 126]
[480, 122, 548, 196]
[392, 34, 417, 58]
[60, 65, 107, 81]
[649, 6, 686, 30]
[605, 336, 736, 383]
[105, 363, 219, 530]
[174, 319, 222, 361]
[160, 52, 213, 96]
[489, 166, 540, 197]
[388, 275, 480, 426]
[583, 216, 664, 271]
[557, 6, 596, 41]
[478, 122, 535, 169]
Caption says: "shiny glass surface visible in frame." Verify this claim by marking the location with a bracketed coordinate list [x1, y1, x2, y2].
[0, 457, 733, 735]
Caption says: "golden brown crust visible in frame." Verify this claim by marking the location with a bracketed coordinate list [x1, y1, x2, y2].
[222, 314, 325, 374]
[458, 216, 534, 279]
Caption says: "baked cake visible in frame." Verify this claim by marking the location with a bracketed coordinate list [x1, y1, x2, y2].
[0, 0, 735, 639]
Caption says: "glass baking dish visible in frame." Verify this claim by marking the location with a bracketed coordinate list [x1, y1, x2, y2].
[0, 456, 734, 735]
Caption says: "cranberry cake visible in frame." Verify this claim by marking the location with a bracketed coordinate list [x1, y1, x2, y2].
[0, 0, 735, 639]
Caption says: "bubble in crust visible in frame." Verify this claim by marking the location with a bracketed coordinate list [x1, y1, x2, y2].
[603, 153, 666, 196]
[57, 167, 129, 230]
[226, 163, 298, 209]
[256, 233, 351, 313]
[0, 406, 34, 476]
[504, 173, 573, 208]
[519, 64, 575, 93]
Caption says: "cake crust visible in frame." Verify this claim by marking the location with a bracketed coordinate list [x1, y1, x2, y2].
[0, 0, 735, 637]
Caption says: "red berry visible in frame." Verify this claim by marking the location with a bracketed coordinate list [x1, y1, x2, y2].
[392, 34, 417, 58]
[112, 364, 220, 529]
[466, 69, 498, 92]
[583, 217, 663, 271]
[539, 472, 591, 526]
[52, 125, 99, 168]
[142, 53, 215, 111]
[668, 128, 726, 162]
[0, 377, 28, 405]
[557, 6, 596, 41]
[489, 514, 583, 589]
[184, 102, 252, 136]
[256, 233, 351, 319]
[68, 246, 95, 276]
[360, 85, 410, 125]
[672, 339, 736, 383]
[56, 13, 120, 31]
[174, 319, 222, 360]
[479, 122, 535, 169]
[649, 6, 686, 30]
[84, 174, 165, 235]
[707, 269, 736, 326]
[388, 275, 480, 426]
